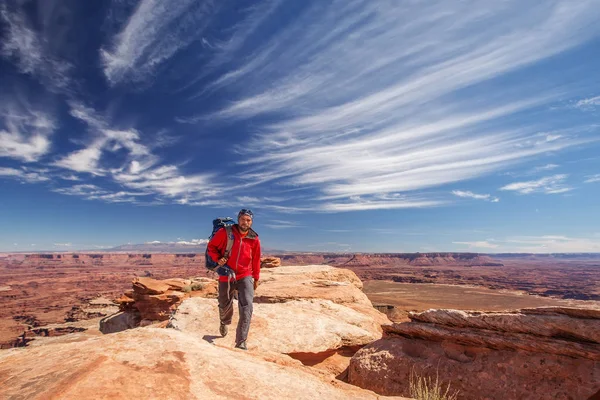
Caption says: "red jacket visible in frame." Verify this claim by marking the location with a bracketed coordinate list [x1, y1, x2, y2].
[207, 225, 261, 283]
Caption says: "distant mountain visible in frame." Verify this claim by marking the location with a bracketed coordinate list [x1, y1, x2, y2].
[108, 241, 208, 253]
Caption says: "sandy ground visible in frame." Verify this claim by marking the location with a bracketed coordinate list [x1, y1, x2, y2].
[363, 280, 600, 321]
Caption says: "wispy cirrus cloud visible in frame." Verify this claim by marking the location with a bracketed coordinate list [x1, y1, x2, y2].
[52, 184, 149, 204]
[454, 235, 600, 252]
[101, 0, 219, 85]
[500, 174, 572, 194]
[584, 174, 600, 183]
[144, 239, 208, 245]
[264, 219, 305, 229]
[502, 235, 600, 252]
[575, 95, 600, 110]
[453, 240, 499, 249]
[0, 98, 55, 162]
[188, 0, 600, 211]
[0, 166, 49, 183]
[0, 2, 72, 90]
[452, 190, 499, 202]
[52, 102, 224, 205]
[533, 164, 560, 172]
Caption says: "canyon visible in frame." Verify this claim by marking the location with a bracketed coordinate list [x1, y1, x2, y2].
[1, 251, 598, 349]
[0, 261, 598, 399]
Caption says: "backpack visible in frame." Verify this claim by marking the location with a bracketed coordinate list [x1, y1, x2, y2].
[205, 217, 235, 271]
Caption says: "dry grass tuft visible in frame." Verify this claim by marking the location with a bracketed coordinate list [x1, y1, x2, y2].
[409, 367, 459, 400]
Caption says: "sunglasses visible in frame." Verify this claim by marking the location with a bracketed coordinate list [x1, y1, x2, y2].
[238, 209, 254, 218]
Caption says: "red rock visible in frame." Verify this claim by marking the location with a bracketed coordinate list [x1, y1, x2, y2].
[162, 278, 191, 291]
[261, 257, 281, 268]
[132, 277, 170, 295]
[133, 291, 186, 320]
[349, 307, 600, 399]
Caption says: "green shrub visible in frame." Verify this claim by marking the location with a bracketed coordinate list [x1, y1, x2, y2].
[409, 368, 459, 400]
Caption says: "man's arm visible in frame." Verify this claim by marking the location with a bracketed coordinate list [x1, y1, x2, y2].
[206, 228, 227, 266]
[252, 238, 261, 285]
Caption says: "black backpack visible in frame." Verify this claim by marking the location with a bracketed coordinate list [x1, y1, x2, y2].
[205, 217, 235, 271]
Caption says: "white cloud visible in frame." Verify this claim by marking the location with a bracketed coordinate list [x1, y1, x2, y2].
[584, 174, 600, 183]
[53, 243, 72, 247]
[503, 235, 600, 253]
[144, 239, 208, 246]
[0, 3, 71, 90]
[575, 95, 600, 109]
[52, 103, 224, 205]
[452, 190, 499, 202]
[53, 184, 108, 197]
[0, 98, 55, 163]
[54, 143, 105, 175]
[533, 164, 559, 172]
[454, 235, 600, 252]
[175, 239, 209, 245]
[265, 220, 305, 229]
[500, 174, 572, 195]
[0, 167, 49, 183]
[100, 0, 219, 85]
[453, 241, 499, 249]
[319, 196, 444, 212]
[53, 184, 149, 204]
[190, 0, 600, 211]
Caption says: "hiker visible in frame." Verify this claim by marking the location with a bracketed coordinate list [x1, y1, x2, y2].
[206, 209, 261, 350]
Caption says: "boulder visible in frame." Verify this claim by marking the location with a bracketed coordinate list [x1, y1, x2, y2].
[132, 291, 186, 320]
[132, 277, 170, 295]
[261, 257, 281, 268]
[0, 327, 409, 400]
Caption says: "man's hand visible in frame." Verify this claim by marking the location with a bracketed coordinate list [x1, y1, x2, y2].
[253, 279, 259, 291]
[217, 257, 228, 266]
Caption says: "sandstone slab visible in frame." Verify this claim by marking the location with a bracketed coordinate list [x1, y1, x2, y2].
[256, 265, 370, 305]
[171, 296, 383, 354]
[0, 327, 407, 400]
[132, 277, 170, 295]
[409, 308, 600, 344]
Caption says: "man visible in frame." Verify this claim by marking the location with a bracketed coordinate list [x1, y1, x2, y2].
[206, 209, 261, 350]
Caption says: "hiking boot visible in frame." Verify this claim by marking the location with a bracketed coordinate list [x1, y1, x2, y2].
[219, 323, 228, 337]
[235, 341, 247, 350]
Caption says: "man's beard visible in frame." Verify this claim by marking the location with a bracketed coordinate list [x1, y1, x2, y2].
[238, 224, 250, 232]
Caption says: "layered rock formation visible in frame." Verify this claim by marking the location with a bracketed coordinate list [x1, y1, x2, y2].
[260, 256, 281, 268]
[349, 307, 600, 400]
[0, 265, 409, 399]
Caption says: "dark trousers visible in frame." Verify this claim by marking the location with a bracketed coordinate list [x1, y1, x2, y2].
[218, 276, 254, 344]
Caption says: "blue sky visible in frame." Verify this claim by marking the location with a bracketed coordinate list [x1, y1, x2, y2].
[1, 0, 600, 253]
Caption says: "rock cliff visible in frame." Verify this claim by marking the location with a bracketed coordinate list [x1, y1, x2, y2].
[349, 307, 600, 400]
